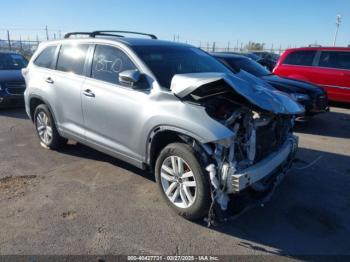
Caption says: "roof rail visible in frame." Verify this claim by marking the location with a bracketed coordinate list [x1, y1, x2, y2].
[91, 30, 157, 39]
[64, 30, 157, 39]
[91, 32, 125, 38]
[64, 32, 92, 38]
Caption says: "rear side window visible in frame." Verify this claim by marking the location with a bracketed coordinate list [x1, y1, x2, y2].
[91, 45, 137, 85]
[283, 51, 316, 66]
[56, 44, 89, 75]
[318, 51, 350, 70]
[34, 45, 57, 69]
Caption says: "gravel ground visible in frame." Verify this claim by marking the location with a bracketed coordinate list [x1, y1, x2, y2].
[0, 106, 349, 257]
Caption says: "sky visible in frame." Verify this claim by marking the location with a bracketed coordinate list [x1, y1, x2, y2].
[0, 0, 349, 48]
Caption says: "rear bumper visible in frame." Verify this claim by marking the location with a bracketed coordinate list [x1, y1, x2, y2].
[228, 135, 298, 193]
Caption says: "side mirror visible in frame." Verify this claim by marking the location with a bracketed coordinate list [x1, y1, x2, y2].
[119, 69, 141, 87]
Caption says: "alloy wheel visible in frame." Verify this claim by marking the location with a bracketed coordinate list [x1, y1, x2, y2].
[160, 156, 197, 208]
[36, 111, 53, 145]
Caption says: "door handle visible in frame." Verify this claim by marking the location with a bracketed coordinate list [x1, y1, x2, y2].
[45, 77, 54, 84]
[83, 89, 95, 97]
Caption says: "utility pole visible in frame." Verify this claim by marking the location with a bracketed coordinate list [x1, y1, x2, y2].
[59, 30, 61, 39]
[45, 25, 49, 40]
[6, 30, 11, 51]
[333, 14, 342, 46]
[19, 35, 23, 51]
[36, 35, 39, 51]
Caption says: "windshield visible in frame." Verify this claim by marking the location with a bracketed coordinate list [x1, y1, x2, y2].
[133, 45, 232, 89]
[225, 57, 271, 77]
[243, 53, 261, 61]
[0, 53, 28, 70]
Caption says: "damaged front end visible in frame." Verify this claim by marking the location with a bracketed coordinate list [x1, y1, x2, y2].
[171, 73, 303, 225]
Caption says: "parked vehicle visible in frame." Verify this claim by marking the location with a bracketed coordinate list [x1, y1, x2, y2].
[220, 52, 273, 70]
[251, 51, 279, 71]
[0, 51, 27, 108]
[273, 47, 350, 103]
[23, 31, 303, 221]
[212, 53, 329, 116]
[242, 52, 262, 61]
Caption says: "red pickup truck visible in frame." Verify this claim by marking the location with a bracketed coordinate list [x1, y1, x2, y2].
[273, 47, 350, 103]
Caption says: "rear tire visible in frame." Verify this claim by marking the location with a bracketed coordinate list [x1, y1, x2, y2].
[34, 104, 67, 149]
[155, 143, 210, 221]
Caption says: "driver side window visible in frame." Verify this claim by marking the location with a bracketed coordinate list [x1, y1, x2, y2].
[91, 45, 137, 85]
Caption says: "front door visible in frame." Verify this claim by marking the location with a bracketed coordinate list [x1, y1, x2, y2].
[81, 44, 149, 163]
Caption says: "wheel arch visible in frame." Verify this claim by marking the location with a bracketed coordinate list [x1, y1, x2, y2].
[146, 126, 207, 171]
[28, 95, 59, 128]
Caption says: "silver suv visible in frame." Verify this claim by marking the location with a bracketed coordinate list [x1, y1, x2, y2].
[23, 31, 303, 221]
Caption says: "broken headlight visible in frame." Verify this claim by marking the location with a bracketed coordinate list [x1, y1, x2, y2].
[290, 93, 310, 101]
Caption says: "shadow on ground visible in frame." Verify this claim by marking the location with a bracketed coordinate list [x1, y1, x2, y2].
[294, 110, 350, 139]
[0, 108, 28, 120]
[57, 142, 155, 183]
[329, 101, 350, 110]
[206, 147, 350, 255]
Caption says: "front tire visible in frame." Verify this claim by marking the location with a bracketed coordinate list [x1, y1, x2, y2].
[34, 104, 67, 149]
[155, 143, 210, 221]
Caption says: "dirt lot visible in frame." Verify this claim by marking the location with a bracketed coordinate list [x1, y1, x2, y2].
[0, 106, 350, 257]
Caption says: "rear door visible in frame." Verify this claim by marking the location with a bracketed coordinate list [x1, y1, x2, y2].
[48, 43, 90, 138]
[313, 50, 350, 102]
[30, 44, 59, 110]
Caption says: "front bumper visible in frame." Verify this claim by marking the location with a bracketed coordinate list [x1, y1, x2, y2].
[303, 94, 329, 114]
[0, 95, 25, 108]
[0, 83, 25, 108]
[227, 135, 298, 193]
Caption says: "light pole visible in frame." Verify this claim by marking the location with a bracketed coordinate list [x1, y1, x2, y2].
[333, 14, 342, 46]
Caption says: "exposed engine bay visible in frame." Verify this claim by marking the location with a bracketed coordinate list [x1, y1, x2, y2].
[204, 98, 297, 224]
[171, 73, 301, 225]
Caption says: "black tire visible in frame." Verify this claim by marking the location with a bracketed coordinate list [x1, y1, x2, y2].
[155, 142, 210, 221]
[34, 104, 67, 149]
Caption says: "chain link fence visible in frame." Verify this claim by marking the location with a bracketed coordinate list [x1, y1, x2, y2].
[0, 29, 288, 59]
[0, 39, 40, 59]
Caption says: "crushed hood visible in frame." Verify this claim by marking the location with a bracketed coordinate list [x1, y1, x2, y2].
[170, 72, 305, 115]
